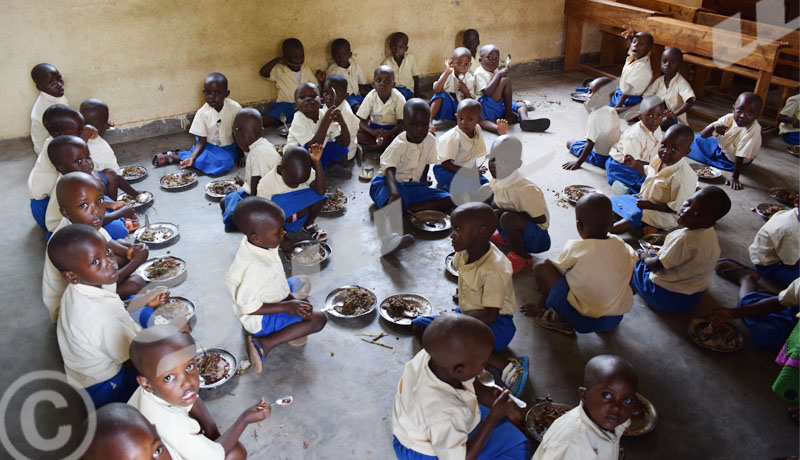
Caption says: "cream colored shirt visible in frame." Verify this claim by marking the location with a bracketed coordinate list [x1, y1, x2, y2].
[381, 53, 419, 90]
[392, 350, 481, 460]
[380, 132, 437, 182]
[639, 157, 697, 230]
[267, 63, 316, 103]
[714, 113, 762, 163]
[286, 109, 341, 148]
[532, 403, 629, 460]
[326, 61, 366, 95]
[255, 167, 314, 200]
[242, 138, 281, 195]
[189, 98, 241, 147]
[57, 283, 140, 388]
[27, 136, 57, 199]
[609, 121, 662, 164]
[470, 55, 480, 74]
[88, 136, 120, 172]
[619, 51, 652, 96]
[778, 279, 800, 306]
[490, 171, 549, 230]
[585, 106, 621, 156]
[779, 95, 800, 135]
[435, 72, 476, 102]
[749, 208, 800, 267]
[455, 244, 516, 316]
[643, 74, 695, 125]
[335, 100, 361, 156]
[128, 387, 225, 460]
[437, 125, 486, 168]
[652, 227, 720, 294]
[473, 66, 496, 96]
[552, 235, 637, 318]
[226, 237, 290, 334]
[45, 176, 66, 232]
[31, 91, 68, 155]
[356, 89, 405, 126]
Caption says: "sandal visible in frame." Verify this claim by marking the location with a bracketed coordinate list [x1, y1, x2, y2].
[715, 258, 759, 285]
[288, 336, 308, 347]
[303, 223, 328, 242]
[490, 230, 510, 248]
[501, 356, 529, 397]
[536, 308, 575, 335]
[247, 337, 264, 374]
[359, 166, 374, 181]
[151, 150, 181, 167]
[520, 118, 551, 132]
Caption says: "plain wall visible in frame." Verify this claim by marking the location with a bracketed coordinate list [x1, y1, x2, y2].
[2, 0, 601, 140]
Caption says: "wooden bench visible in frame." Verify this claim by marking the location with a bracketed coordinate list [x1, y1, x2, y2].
[618, 0, 700, 22]
[695, 11, 798, 65]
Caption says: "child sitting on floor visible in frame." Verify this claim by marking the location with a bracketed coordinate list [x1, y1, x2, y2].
[609, 123, 696, 235]
[287, 82, 351, 174]
[463, 29, 480, 72]
[392, 314, 530, 460]
[356, 66, 406, 154]
[778, 93, 800, 146]
[80, 98, 120, 171]
[563, 77, 620, 170]
[605, 96, 664, 194]
[30, 63, 68, 156]
[381, 32, 419, 100]
[321, 38, 369, 109]
[523, 193, 637, 334]
[260, 37, 316, 127]
[256, 145, 328, 242]
[747, 196, 799, 288]
[429, 47, 476, 130]
[129, 326, 269, 459]
[643, 47, 695, 130]
[610, 29, 653, 111]
[227, 197, 327, 374]
[632, 186, 731, 312]
[689, 92, 763, 190]
[83, 403, 170, 460]
[324, 74, 361, 162]
[533, 355, 638, 460]
[221, 108, 281, 230]
[49, 224, 167, 406]
[488, 135, 551, 273]
[433, 99, 488, 194]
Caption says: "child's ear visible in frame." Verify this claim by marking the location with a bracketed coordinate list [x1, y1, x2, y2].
[224, 89, 230, 98]
[136, 375, 153, 393]
[56, 165, 67, 175]
[248, 231, 260, 245]
[452, 363, 465, 380]
[59, 206, 70, 219]
[61, 270, 80, 284]
[578, 386, 588, 403]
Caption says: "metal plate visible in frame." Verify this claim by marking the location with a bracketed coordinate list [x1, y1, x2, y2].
[134, 222, 180, 249]
[624, 393, 657, 436]
[378, 294, 432, 326]
[526, 401, 574, 442]
[563, 185, 601, 205]
[119, 164, 148, 183]
[688, 317, 744, 353]
[445, 252, 458, 277]
[323, 285, 377, 318]
[153, 296, 196, 325]
[691, 163, 723, 181]
[195, 347, 237, 389]
[204, 179, 239, 200]
[290, 241, 332, 265]
[410, 211, 451, 232]
[320, 192, 348, 215]
[136, 257, 187, 288]
[787, 145, 800, 157]
[117, 191, 154, 213]
[160, 172, 198, 191]
[570, 92, 589, 102]
[768, 187, 798, 206]
[638, 233, 666, 253]
[756, 202, 788, 220]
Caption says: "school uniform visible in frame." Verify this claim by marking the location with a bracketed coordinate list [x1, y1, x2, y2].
[549, 235, 637, 333]
[266, 63, 316, 123]
[177, 98, 241, 175]
[287, 109, 348, 168]
[632, 227, 719, 312]
[606, 121, 662, 193]
[44, 171, 129, 240]
[30, 91, 67, 156]
[336, 100, 361, 159]
[128, 387, 225, 460]
[27, 136, 56, 229]
[221, 138, 281, 228]
[491, 171, 551, 254]
[256, 168, 325, 232]
[433, 125, 488, 192]
[748, 208, 800, 288]
[369, 132, 450, 209]
[532, 403, 629, 460]
[88, 136, 120, 172]
[430, 72, 476, 121]
[381, 54, 419, 100]
[609, 49, 652, 108]
[643, 73, 695, 125]
[689, 113, 761, 171]
[473, 66, 519, 121]
[356, 88, 405, 134]
[779, 95, 800, 145]
[392, 349, 530, 460]
[326, 61, 367, 106]
[738, 278, 800, 349]
[568, 105, 621, 169]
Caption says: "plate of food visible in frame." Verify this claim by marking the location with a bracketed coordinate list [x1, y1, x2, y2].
[570, 92, 589, 103]
[119, 164, 148, 183]
[204, 179, 239, 200]
[379, 294, 432, 325]
[195, 347, 237, 389]
[410, 210, 451, 232]
[526, 396, 574, 442]
[755, 203, 788, 220]
[134, 222, 179, 249]
[638, 233, 666, 253]
[624, 393, 657, 436]
[445, 252, 458, 277]
[160, 171, 198, 191]
[136, 256, 187, 287]
[290, 241, 332, 266]
[691, 164, 723, 180]
[563, 185, 601, 205]
[320, 188, 348, 215]
[118, 191, 154, 213]
[153, 296, 196, 326]
[768, 187, 798, 206]
[323, 285, 377, 318]
[688, 317, 744, 352]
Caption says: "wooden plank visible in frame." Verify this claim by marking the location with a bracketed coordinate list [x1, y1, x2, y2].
[695, 11, 799, 54]
[564, 16, 584, 71]
[701, 0, 757, 21]
[682, 53, 760, 78]
[619, 0, 699, 22]
[564, 0, 663, 30]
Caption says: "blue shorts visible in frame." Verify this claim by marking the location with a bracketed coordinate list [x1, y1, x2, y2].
[396, 87, 413, 100]
[479, 96, 518, 122]
[100, 194, 130, 240]
[783, 132, 800, 146]
[369, 176, 451, 210]
[739, 291, 799, 349]
[688, 134, 753, 171]
[499, 221, 551, 255]
[432, 165, 489, 192]
[631, 261, 703, 312]
[609, 194, 644, 228]
[85, 365, 139, 408]
[222, 189, 249, 228]
[178, 140, 238, 176]
[346, 94, 364, 107]
[31, 197, 50, 230]
[430, 92, 458, 121]
[755, 263, 799, 289]
[267, 102, 296, 123]
[547, 278, 624, 333]
[606, 157, 645, 193]
[315, 142, 349, 169]
[569, 140, 610, 169]
[412, 308, 516, 352]
[253, 277, 304, 337]
[369, 121, 396, 132]
[271, 188, 326, 232]
[129, 306, 155, 328]
[609, 88, 642, 108]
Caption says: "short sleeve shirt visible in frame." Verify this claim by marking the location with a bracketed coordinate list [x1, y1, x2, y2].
[436, 125, 486, 168]
[454, 244, 516, 315]
[380, 132, 437, 182]
[609, 121, 662, 164]
[749, 208, 800, 267]
[242, 138, 281, 195]
[585, 106, 621, 155]
[643, 74, 695, 124]
[268, 64, 316, 103]
[381, 54, 419, 89]
[714, 113, 762, 163]
[652, 227, 720, 294]
[189, 99, 241, 146]
[325, 61, 366, 95]
[639, 157, 697, 230]
[356, 89, 406, 126]
[490, 171, 549, 230]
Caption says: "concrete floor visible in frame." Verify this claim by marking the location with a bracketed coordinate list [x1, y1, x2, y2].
[1, 71, 798, 460]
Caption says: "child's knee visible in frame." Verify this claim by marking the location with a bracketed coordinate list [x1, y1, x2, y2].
[533, 259, 554, 276]
[225, 442, 247, 460]
[310, 311, 327, 331]
[498, 212, 523, 231]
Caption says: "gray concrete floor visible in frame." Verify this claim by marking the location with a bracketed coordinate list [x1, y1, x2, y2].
[1, 71, 798, 460]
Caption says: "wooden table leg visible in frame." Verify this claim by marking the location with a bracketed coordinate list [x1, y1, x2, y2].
[564, 16, 583, 71]
[719, 72, 734, 91]
[599, 32, 616, 66]
[650, 44, 664, 77]
[692, 65, 709, 98]
[754, 70, 772, 117]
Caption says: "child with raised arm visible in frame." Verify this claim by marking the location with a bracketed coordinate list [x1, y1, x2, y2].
[563, 77, 620, 170]
[321, 38, 369, 109]
[433, 99, 488, 193]
[533, 355, 638, 460]
[778, 94, 800, 146]
[609, 124, 697, 235]
[324, 74, 361, 161]
[689, 92, 763, 190]
[462, 29, 480, 72]
[393, 314, 530, 460]
[287, 82, 350, 174]
[429, 47, 476, 131]
[523, 194, 637, 335]
[356, 66, 406, 154]
[83, 403, 172, 460]
[228, 197, 327, 373]
[610, 30, 653, 111]
[30, 63, 67, 156]
[605, 96, 664, 194]
[643, 48, 695, 130]
[129, 327, 269, 459]
[80, 98, 120, 171]
[633, 186, 731, 312]
[260, 38, 316, 127]
[381, 32, 420, 100]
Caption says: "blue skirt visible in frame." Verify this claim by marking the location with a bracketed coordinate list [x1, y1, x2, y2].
[432, 164, 489, 192]
[755, 263, 799, 289]
[178, 140, 238, 176]
[85, 365, 139, 408]
[499, 221, 551, 254]
[739, 291, 799, 349]
[479, 96, 518, 122]
[396, 87, 413, 100]
[430, 92, 458, 121]
[609, 194, 644, 228]
[254, 311, 304, 337]
[222, 189, 249, 228]
[783, 132, 800, 146]
[317, 142, 349, 169]
[547, 278, 624, 333]
[688, 134, 753, 171]
[129, 306, 155, 328]
[267, 102, 297, 123]
[412, 308, 516, 352]
[271, 188, 327, 232]
[631, 261, 704, 312]
[606, 157, 645, 193]
[569, 140, 610, 169]
[31, 197, 50, 231]
[370, 176, 451, 210]
[609, 88, 642, 108]
[346, 94, 364, 107]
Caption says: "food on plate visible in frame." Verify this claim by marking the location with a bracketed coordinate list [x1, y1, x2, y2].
[695, 166, 717, 178]
[121, 165, 146, 178]
[138, 226, 173, 243]
[383, 297, 423, 320]
[335, 288, 374, 315]
[145, 257, 183, 280]
[195, 351, 230, 385]
[161, 172, 197, 188]
[153, 299, 192, 325]
[208, 180, 237, 195]
[322, 188, 347, 212]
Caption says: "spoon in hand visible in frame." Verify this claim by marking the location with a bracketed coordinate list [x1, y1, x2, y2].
[279, 113, 290, 133]
[477, 370, 526, 408]
[505, 54, 511, 68]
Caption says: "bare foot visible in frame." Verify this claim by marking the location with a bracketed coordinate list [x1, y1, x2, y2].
[520, 302, 545, 317]
[496, 119, 508, 135]
[715, 259, 759, 285]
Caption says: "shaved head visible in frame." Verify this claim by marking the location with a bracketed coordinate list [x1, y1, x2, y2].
[31, 63, 57, 83]
[404, 98, 431, 120]
[457, 98, 481, 116]
[233, 108, 263, 142]
[453, 202, 498, 230]
[696, 185, 732, 222]
[205, 72, 228, 89]
[664, 123, 694, 151]
[47, 224, 103, 272]
[130, 326, 196, 379]
[584, 354, 638, 390]
[452, 47, 472, 60]
[47, 135, 88, 168]
[79, 98, 107, 117]
[479, 44, 498, 58]
[82, 403, 164, 460]
[232, 196, 284, 235]
[42, 104, 83, 136]
[424, 313, 495, 369]
[56, 171, 103, 203]
[576, 192, 613, 238]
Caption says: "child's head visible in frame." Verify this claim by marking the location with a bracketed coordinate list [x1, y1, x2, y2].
[478, 44, 500, 72]
[677, 185, 731, 229]
[130, 326, 199, 407]
[631, 31, 653, 59]
[57, 172, 106, 229]
[331, 38, 352, 68]
[586, 77, 614, 111]
[733, 92, 762, 128]
[450, 202, 497, 253]
[451, 47, 473, 75]
[48, 135, 93, 175]
[42, 104, 84, 137]
[657, 123, 693, 166]
[456, 99, 482, 137]
[82, 403, 171, 460]
[660, 47, 683, 79]
[294, 82, 321, 115]
[202, 73, 229, 112]
[232, 108, 264, 151]
[31, 63, 64, 98]
[488, 134, 522, 180]
[324, 73, 349, 107]
[639, 96, 666, 133]
[403, 98, 431, 144]
[282, 38, 305, 71]
[575, 193, 613, 239]
[372, 66, 396, 99]
[423, 313, 495, 384]
[389, 32, 409, 59]
[462, 29, 480, 54]
[277, 146, 314, 188]
[79, 98, 111, 136]
[48, 224, 118, 287]
[232, 196, 286, 249]
[579, 354, 638, 432]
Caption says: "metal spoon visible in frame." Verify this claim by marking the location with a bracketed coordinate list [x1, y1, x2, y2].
[279, 113, 290, 133]
[477, 370, 526, 408]
[505, 54, 511, 68]
[328, 87, 337, 109]
[275, 395, 293, 406]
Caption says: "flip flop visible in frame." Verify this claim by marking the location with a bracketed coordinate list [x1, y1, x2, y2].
[536, 308, 575, 335]
[714, 258, 759, 285]
[358, 166, 374, 182]
[520, 100, 535, 111]
[501, 356, 529, 397]
[288, 336, 308, 346]
[247, 337, 264, 374]
[303, 223, 328, 242]
[151, 151, 181, 167]
[520, 118, 550, 132]
[490, 230, 510, 248]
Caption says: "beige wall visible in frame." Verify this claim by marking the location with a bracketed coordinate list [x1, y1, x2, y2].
[3, 0, 598, 140]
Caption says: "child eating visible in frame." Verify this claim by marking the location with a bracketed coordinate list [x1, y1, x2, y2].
[287, 82, 351, 173]
[261, 38, 316, 128]
[429, 47, 476, 131]
[30, 63, 68, 156]
[82, 403, 171, 460]
[610, 29, 653, 111]
[563, 77, 620, 170]
[605, 96, 664, 194]
[356, 66, 406, 154]
[323, 38, 369, 109]
[381, 32, 419, 100]
[324, 74, 361, 162]
[433, 99, 488, 193]
[642, 47, 695, 130]
[227, 197, 327, 373]
[80, 98, 120, 171]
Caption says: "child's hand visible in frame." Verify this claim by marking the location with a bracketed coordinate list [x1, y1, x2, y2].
[118, 205, 138, 219]
[726, 177, 743, 190]
[237, 156, 246, 168]
[80, 125, 99, 141]
[478, 165, 488, 174]
[146, 287, 170, 307]
[497, 66, 509, 78]
[623, 154, 636, 167]
[128, 243, 149, 262]
[457, 81, 470, 97]
[664, 110, 676, 119]
[180, 157, 194, 168]
[330, 108, 344, 124]
[234, 176, 245, 186]
[241, 398, 271, 424]
[315, 69, 326, 82]
[489, 388, 517, 419]
[713, 123, 729, 135]
[636, 199, 657, 210]
[373, 128, 385, 139]
[444, 59, 454, 71]
[621, 25, 635, 40]
[308, 144, 323, 163]
[710, 308, 735, 326]
[105, 200, 125, 211]
[284, 299, 314, 318]
[496, 119, 508, 135]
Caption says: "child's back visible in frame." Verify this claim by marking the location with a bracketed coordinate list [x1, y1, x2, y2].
[637, 155, 696, 230]
[749, 206, 799, 285]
